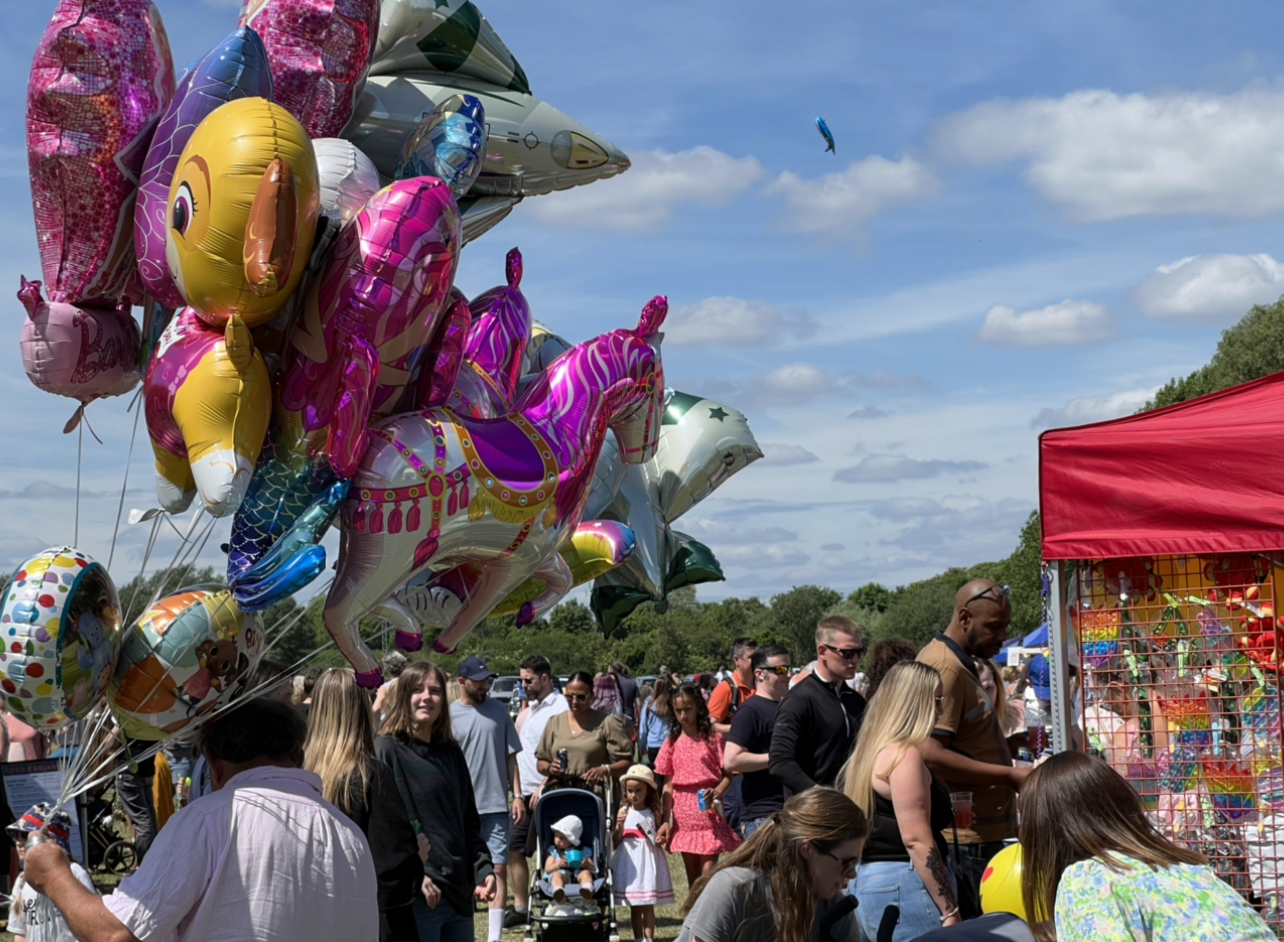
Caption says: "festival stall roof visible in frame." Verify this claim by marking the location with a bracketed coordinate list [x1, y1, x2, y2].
[1040, 370, 1284, 561]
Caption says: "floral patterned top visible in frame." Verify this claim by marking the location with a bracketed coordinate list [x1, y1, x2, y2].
[1056, 854, 1276, 942]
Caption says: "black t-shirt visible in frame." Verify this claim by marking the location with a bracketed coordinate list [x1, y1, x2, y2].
[726, 696, 785, 820]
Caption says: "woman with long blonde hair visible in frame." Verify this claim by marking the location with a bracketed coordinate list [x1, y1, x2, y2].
[304, 669, 422, 942]
[677, 787, 867, 942]
[376, 661, 497, 942]
[841, 661, 960, 940]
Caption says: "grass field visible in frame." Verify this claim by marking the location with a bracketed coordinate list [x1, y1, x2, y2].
[0, 851, 696, 942]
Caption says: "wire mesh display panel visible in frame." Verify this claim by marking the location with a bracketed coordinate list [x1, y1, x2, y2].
[1067, 553, 1284, 933]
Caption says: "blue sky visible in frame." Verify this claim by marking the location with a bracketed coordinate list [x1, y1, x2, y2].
[4, 0, 1284, 604]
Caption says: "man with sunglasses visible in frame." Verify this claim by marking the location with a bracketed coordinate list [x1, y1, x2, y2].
[724, 644, 792, 839]
[769, 617, 867, 799]
[917, 578, 1031, 911]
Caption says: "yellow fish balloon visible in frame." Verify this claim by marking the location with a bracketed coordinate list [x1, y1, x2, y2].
[165, 97, 320, 329]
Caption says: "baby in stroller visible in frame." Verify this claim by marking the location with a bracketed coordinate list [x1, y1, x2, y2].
[545, 814, 596, 911]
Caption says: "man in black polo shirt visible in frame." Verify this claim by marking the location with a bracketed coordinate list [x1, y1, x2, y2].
[769, 617, 867, 796]
[724, 644, 791, 838]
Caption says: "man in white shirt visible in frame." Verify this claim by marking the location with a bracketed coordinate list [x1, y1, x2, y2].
[505, 655, 568, 928]
[22, 699, 378, 942]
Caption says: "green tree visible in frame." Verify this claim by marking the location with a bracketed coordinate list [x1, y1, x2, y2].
[848, 583, 892, 613]
[1146, 296, 1284, 410]
[766, 585, 842, 661]
[971, 511, 1043, 637]
[875, 568, 973, 649]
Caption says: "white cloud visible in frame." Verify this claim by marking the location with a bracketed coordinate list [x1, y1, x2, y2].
[682, 520, 810, 569]
[833, 454, 987, 484]
[767, 155, 941, 239]
[936, 85, 1284, 220]
[667, 297, 815, 347]
[1129, 253, 1284, 323]
[755, 362, 847, 406]
[847, 406, 892, 419]
[974, 299, 1117, 347]
[757, 443, 820, 467]
[1031, 386, 1159, 430]
[846, 370, 932, 391]
[522, 146, 764, 233]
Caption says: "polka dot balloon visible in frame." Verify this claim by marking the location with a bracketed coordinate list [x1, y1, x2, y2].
[0, 548, 122, 730]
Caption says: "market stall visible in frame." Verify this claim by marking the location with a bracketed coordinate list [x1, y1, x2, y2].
[1040, 371, 1284, 931]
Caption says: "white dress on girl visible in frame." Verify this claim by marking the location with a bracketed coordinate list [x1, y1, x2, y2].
[611, 808, 675, 906]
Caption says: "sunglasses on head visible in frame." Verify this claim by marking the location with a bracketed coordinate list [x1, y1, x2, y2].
[966, 584, 1011, 606]
[758, 665, 791, 676]
[565, 692, 590, 702]
[822, 643, 865, 660]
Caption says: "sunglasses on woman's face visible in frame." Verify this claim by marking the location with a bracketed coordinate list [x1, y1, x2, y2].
[822, 847, 859, 874]
[565, 692, 591, 702]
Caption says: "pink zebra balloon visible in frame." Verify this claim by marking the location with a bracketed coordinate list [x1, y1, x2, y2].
[448, 247, 533, 418]
[240, 0, 379, 138]
[19, 278, 141, 404]
[133, 28, 273, 309]
[322, 297, 668, 684]
[26, 0, 174, 307]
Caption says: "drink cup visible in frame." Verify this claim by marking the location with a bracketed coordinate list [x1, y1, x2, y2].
[951, 792, 974, 829]
[557, 749, 569, 772]
[698, 789, 711, 812]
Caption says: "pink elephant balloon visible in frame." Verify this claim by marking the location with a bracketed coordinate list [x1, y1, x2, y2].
[240, 0, 380, 139]
[27, 0, 174, 308]
[323, 296, 668, 685]
[19, 278, 141, 404]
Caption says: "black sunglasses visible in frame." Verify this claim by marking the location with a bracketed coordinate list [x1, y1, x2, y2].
[966, 584, 1011, 606]
[822, 847, 860, 874]
[822, 643, 866, 661]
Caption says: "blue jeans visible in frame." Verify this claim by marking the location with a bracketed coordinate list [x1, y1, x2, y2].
[741, 816, 770, 840]
[850, 859, 957, 942]
[169, 757, 193, 786]
[413, 898, 473, 942]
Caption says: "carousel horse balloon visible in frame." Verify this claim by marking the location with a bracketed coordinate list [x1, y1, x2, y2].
[239, 0, 380, 138]
[444, 247, 531, 418]
[324, 296, 669, 685]
[21, 0, 174, 407]
[134, 27, 273, 309]
[144, 97, 318, 516]
[228, 177, 463, 607]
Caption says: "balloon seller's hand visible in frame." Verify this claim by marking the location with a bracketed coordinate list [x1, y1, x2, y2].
[475, 874, 498, 902]
[21, 832, 66, 893]
[421, 876, 441, 909]
[416, 832, 431, 863]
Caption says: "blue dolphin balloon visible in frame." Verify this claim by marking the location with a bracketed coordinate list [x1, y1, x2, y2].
[815, 116, 836, 154]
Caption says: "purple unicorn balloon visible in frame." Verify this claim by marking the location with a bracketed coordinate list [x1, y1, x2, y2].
[445, 247, 532, 418]
[324, 296, 669, 685]
[134, 28, 273, 309]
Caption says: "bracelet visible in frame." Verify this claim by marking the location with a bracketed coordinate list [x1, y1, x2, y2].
[939, 906, 959, 923]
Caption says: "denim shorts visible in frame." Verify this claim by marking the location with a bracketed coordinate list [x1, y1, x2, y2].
[849, 859, 957, 942]
[478, 811, 510, 865]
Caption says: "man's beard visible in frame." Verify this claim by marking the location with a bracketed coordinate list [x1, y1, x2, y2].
[467, 688, 488, 704]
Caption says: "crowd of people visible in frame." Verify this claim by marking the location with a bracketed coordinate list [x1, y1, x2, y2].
[0, 576, 1277, 941]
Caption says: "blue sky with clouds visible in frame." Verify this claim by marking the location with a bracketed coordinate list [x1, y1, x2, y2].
[4, 0, 1284, 603]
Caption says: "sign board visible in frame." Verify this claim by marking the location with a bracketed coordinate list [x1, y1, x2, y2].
[0, 760, 88, 866]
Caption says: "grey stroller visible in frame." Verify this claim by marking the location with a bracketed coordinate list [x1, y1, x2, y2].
[523, 786, 620, 942]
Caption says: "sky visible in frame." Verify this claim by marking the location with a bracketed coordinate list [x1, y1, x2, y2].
[4, 0, 1284, 607]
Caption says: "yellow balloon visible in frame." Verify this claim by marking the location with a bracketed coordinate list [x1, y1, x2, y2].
[166, 97, 320, 328]
[980, 843, 1026, 919]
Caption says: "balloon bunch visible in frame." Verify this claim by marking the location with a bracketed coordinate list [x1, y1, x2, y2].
[16, 0, 758, 697]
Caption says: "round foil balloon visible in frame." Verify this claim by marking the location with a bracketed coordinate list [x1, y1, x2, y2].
[313, 138, 381, 228]
[0, 548, 122, 729]
[108, 589, 262, 741]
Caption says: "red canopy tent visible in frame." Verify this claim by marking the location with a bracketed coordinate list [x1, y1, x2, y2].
[1040, 370, 1284, 560]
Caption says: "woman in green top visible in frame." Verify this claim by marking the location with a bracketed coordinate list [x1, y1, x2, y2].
[536, 672, 634, 791]
[1021, 751, 1275, 942]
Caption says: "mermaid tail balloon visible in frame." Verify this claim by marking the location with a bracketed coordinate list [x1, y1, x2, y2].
[229, 177, 462, 607]
[323, 296, 668, 683]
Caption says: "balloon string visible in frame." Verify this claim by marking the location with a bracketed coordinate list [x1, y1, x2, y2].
[108, 402, 143, 572]
[75, 420, 82, 546]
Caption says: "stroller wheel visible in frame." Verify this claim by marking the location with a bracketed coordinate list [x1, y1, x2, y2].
[103, 839, 138, 874]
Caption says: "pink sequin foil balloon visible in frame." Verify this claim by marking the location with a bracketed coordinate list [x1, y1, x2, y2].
[26, 0, 175, 307]
[240, 0, 379, 139]
[19, 277, 141, 404]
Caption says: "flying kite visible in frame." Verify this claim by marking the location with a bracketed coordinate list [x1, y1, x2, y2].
[815, 116, 835, 154]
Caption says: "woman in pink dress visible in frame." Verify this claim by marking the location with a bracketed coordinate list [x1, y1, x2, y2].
[654, 683, 740, 888]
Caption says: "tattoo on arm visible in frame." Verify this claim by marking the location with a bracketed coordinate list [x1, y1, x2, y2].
[925, 846, 957, 912]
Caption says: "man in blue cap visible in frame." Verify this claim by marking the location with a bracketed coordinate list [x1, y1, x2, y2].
[451, 656, 523, 942]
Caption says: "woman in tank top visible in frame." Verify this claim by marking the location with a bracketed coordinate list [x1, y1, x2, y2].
[842, 661, 960, 941]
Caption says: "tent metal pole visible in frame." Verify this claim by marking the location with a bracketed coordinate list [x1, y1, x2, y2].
[1048, 560, 1075, 753]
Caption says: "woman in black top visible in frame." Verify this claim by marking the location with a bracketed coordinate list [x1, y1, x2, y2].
[304, 668, 423, 942]
[842, 662, 960, 941]
[376, 661, 496, 942]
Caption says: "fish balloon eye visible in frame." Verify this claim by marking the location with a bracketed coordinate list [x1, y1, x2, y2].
[172, 181, 196, 236]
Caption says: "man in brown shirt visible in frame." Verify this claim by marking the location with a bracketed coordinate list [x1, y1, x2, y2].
[917, 578, 1030, 906]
